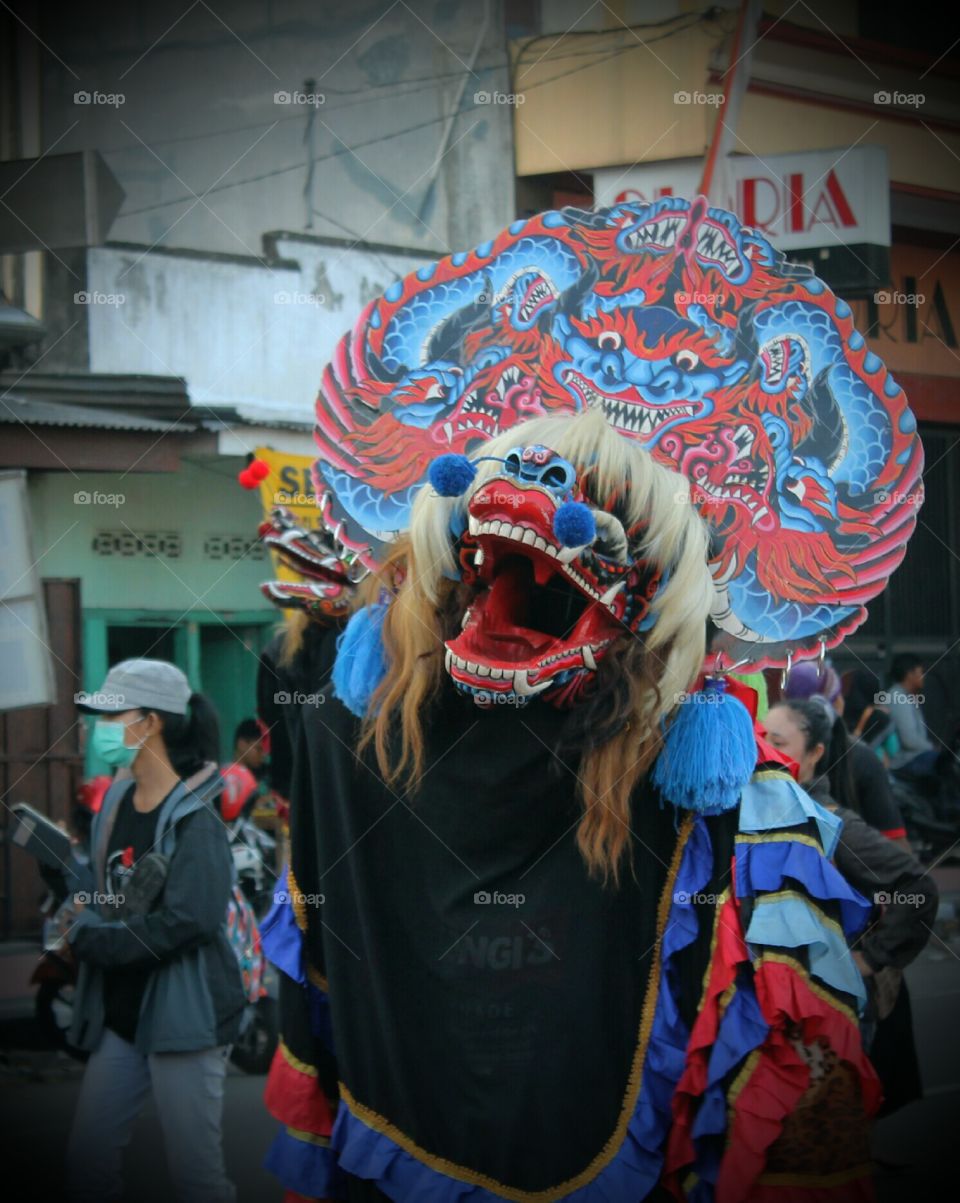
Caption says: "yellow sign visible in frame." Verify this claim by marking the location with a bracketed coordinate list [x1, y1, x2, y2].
[254, 446, 322, 583]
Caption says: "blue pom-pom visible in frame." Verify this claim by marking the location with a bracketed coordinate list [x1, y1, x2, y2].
[429, 454, 475, 497]
[651, 679, 756, 814]
[553, 501, 596, 547]
[332, 603, 388, 717]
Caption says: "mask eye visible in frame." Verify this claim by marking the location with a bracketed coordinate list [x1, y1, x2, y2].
[674, 349, 699, 371]
[597, 331, 622, 351]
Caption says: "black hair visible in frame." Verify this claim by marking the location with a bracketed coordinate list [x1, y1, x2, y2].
[140, 693, 221, 778]
[891, 652, 923, 684]
[234, 718, 262, 745]
[773, 697, 857, 812]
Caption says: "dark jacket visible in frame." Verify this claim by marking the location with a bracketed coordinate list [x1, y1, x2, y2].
[68, 778, 246, 1054]
[808, 774, 938, 971]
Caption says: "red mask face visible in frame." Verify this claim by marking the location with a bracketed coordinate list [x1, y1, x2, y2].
[444, 444, 663, 709]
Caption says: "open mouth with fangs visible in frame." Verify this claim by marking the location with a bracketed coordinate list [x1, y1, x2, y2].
[445, 479, 627, 704]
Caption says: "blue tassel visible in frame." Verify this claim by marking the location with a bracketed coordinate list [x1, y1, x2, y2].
[553, 501, 596, 547]
[651, 678, 756, 814]
[332, 602, 388, 717]
[429, 454, 475, 497]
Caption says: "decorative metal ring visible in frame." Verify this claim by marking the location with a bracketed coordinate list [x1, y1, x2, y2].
[781, 649, 794, 690]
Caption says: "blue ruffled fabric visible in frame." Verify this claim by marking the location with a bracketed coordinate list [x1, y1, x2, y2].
[259, 869, 305, 984]
[331, 816, 716, 1203]
[735, 839, 872, 939]
[745, 894, 867, 1006]
[738, 775, 842, 857]
[265, 1123, 347, 1199]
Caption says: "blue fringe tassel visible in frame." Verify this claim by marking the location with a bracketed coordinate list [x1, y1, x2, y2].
[332, 602, 388, 717]
[652, 678, 756, 814]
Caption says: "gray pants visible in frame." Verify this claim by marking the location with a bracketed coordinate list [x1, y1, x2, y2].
[66, 1028, 236, 1203]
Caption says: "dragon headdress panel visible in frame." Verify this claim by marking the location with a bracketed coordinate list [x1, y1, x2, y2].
[313, 196, 922, 667]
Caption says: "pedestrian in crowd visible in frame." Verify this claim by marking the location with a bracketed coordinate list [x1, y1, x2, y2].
[232, 717, 268, 781]
[785, 661, 908, 846]
[887, 653, 941, 784]
[763, 696, 937, 1115]
[842, 668, 899, 764]
[65, 659, 245, 1203]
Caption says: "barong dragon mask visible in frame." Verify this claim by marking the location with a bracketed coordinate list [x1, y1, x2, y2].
[307, 196, 922, 669]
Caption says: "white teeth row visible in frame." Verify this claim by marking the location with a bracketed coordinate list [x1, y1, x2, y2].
[465, 517, 625, 613]
[626, 217, 682, 250]
[519, 280, 556, 320]
[456, 418, 489, 432]
[444, 649, 551, 696]
[468, 518, 556, 554]
[696, 226, 739, 272]
[696, 477, 771, 525]
[604, 397, 695, 437]
[445, 644, 609, 682]
[732, 423, 754, 457]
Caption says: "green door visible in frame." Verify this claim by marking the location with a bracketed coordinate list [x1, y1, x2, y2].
[199, 624, 270, 763]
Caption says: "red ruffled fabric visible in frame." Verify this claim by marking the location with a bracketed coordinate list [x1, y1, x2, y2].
[264, 1041, 336, 1138]
[717, 958, 881, 1203]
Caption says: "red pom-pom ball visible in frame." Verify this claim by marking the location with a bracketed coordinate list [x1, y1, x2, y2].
[249, 458, 270, 481]
[238, 468, 257, 489]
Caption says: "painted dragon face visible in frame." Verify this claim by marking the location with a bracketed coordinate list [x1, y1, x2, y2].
[445, 444, 661, 708]
[257, 505, 369, 621]
[548, 305, 748, 446]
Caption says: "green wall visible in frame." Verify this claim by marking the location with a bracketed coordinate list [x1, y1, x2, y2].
[29, 458, 275, 612]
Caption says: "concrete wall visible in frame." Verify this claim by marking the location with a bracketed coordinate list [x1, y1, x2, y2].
[84, 235, 433, 411]
[35, 0, 514, 259]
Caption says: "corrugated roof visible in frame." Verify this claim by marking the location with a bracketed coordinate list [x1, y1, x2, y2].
[0, 395, 195, 433]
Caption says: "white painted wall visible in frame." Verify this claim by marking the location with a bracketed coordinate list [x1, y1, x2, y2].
[86, 235, 433, 413]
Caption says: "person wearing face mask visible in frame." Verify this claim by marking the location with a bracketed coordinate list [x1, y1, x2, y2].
[64, 659, 245, 1203]
[763, 696, 937, 1120]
